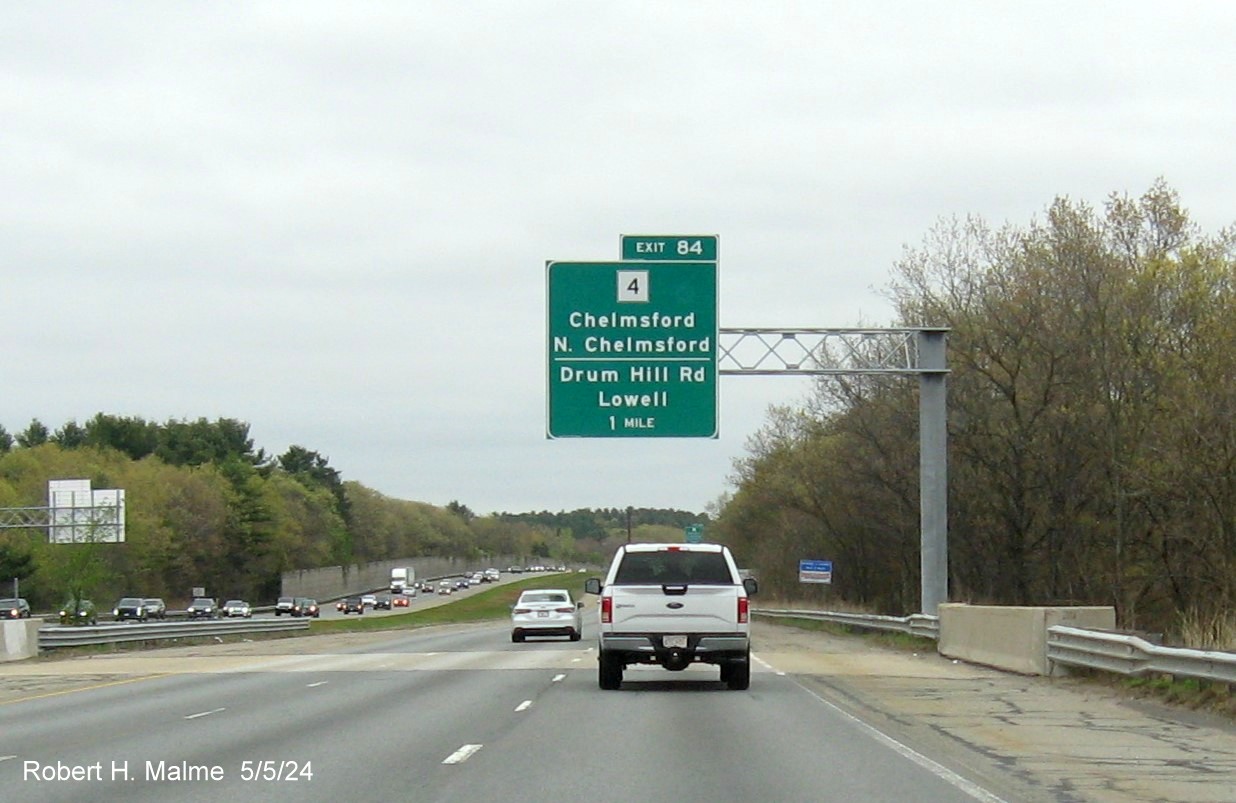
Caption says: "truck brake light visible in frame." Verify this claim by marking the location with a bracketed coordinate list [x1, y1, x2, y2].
[737, 596, 749, 624]
[600, 595, 612, 623]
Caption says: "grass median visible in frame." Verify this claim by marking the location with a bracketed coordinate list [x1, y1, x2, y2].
[307, 572, 591, 634]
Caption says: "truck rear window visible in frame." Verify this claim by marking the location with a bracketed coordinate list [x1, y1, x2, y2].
[613, 552, 733, 585]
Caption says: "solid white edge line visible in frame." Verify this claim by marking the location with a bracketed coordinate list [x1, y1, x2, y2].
[789, 677, 1008, 803]
[442, 744, 483, 765]
[515, 700, 532, 712]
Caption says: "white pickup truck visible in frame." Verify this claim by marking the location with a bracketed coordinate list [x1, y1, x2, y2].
[584, 542, 758, 690]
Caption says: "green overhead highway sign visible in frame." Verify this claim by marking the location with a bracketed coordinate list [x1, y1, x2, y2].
[547, 259, 717, 438]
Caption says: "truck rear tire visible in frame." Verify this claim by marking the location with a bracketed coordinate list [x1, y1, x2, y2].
[599, 652, 623, 690]
[726, 653, 751, 691]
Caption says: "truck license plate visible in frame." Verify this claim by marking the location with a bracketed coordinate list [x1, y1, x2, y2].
[664, 635, 687, 649]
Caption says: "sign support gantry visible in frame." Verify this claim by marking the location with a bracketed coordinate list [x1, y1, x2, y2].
[718, 327, 949, 616]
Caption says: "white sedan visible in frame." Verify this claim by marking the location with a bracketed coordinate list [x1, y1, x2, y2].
[511, 589, 583, 642]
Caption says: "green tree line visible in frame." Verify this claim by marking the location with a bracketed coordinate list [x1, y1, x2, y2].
[713, 181, 1236, 640]
[0, 415, 697, 610]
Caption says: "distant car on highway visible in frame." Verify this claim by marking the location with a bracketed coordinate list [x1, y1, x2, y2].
[361, 594, 378, 608]
[275, 596, 296, 616]
[340, 596, 364, 615]
[142, 598, 167, 620]
[293, 598, 319, 618]
[113, 597, 148, 621]
[59, 599, 97, 626]
[392, 595, 410, 607]
[437, 581, 453, 595]
[1, 598, 31, 619]
[511, 589, 583, 642]
[374, 594, 392, 610]
[221, 599, 252, 618]
[187, 598, 217, 619]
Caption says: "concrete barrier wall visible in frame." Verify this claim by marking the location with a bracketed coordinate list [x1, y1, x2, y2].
[281, 554, 526, 601]
[2, 619, 42, 662]
[939, 603, 1115, 675]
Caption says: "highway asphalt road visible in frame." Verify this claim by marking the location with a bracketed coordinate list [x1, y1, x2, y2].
[2, 618, 1235, 802]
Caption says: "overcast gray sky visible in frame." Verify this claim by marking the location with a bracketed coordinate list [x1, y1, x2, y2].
[4, 2, 1234, 515]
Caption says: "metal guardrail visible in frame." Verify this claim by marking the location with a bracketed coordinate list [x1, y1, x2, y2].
[1047, 625, 1236, 684]
[754, 610, 1236, 684]
[754, 608, 940, 640]
[40, 618, 310, 649]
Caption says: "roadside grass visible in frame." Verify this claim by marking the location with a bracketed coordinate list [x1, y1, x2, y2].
[1117, 673, 1236, 718]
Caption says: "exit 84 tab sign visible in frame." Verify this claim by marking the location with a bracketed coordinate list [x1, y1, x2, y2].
[546, 259, 717, 438]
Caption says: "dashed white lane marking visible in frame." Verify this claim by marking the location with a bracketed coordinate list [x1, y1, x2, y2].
[184, 707, 225, 720]
[0, 755, 16, 762]
[515, 700, 532, 712]
[442, 744, 483, 765]
[752, 654, 786, 675]
[307, 681, 329, 688]
[551, 673, 566, 682]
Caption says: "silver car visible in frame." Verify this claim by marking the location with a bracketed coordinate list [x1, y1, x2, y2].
[511, 589, 583, 642]
[221, 599, 252, 618]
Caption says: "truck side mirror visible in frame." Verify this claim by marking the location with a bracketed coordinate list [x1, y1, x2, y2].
[584, 578, 602, 595]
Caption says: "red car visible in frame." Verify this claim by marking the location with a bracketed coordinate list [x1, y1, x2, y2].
[392, 595, 410, 608]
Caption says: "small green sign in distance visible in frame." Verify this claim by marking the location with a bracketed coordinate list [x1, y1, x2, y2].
[621, 234, 718, 262]
[547, 260, 717, 438]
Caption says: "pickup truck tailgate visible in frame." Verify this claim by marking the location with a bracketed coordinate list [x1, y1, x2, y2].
[608, 585, 740, 633]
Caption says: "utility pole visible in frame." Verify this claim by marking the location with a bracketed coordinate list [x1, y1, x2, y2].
[626, 507, 632, 543]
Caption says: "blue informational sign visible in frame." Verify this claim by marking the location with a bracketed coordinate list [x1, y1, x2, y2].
[798, 559, 833, 584]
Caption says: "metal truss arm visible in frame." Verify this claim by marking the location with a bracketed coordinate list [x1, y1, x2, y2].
[718, 327, 949, 375]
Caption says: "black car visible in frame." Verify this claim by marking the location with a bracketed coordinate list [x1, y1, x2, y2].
[340, 596, 364, 615]
[142, 598, 167, 620]
[292, 597, 320, 618]
[275, 596, 296, 616]
[187, 598, 218, 619]
[113, 597, 148, 621]
[374, 594, 392, 610]
[59, 599, 98, 626]
[1, 598, 31, 619]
